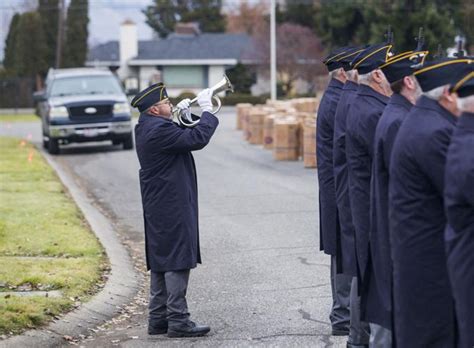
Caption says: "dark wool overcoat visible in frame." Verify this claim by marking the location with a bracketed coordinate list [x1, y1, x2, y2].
[444, 112, 474, 348]
[333, 80, 359, 277]
[365, 93, 412, 331]
[135, 111, 219, 272]
[346, 84, 389, 283]
[317, 78, 344, 256]
[389, 96, 456, 348]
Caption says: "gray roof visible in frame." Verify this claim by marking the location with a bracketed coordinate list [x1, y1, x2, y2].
[88, 41, 119, 62]
[87, 33, 254, 63]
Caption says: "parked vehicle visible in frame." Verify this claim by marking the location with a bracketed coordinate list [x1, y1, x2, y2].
[34, 68, 134, 154]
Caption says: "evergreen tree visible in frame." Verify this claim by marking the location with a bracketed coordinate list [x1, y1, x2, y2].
[63, 0, 89, 67]
[3, 13, 21, 75]
[225, 63, 255, 94]
[314, 0, 366, 49]
[38, 0, 59, 68]
[278, 0, 315, 31]
[356, 0, 458, 54]
[314, 0, 461, 54]
[144, 0, 225, 38]
[14, 12, 48, 85]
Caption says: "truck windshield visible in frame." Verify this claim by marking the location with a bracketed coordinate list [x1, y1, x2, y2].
[50, 75, 123, 97]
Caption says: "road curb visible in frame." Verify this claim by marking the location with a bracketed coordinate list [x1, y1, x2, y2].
[1, 147, 142, 348]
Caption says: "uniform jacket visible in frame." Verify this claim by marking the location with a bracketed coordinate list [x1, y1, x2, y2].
[346, 84, 389, 282]
[135, 111, 219, 272]
[317, 78, 344, 256]
[366, 93, 412, 330]
[389, 96, 456, 348]
[444, 112, 474, 348]
[333, 80, 359, 276]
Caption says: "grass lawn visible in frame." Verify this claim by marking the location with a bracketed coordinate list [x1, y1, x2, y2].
[0, 137, 108, 335]
[0, 114, 39, 123]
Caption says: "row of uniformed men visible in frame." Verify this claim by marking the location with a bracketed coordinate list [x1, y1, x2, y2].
[316, 43, 473, 348]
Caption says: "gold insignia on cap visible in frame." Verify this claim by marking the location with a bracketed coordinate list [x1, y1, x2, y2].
[379, 50, 429, 69]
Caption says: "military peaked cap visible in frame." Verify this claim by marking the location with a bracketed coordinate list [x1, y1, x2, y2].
[131, 83, 169, 112]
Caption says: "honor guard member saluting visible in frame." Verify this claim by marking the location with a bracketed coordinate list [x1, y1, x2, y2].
[346, 43, 394, 347]
[318, 47, 353, 337]
[366, 50, 428, 346]
[389, 58, 472, 348]
[332, 46, 372, 347]
[132, 83, 219, 337]
[444, 70, 474, 348]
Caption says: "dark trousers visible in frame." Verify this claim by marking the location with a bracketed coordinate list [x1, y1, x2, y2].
[330, 255, 352, 330]
[349, 277, 370, 345]
[149, 270, 190, 327]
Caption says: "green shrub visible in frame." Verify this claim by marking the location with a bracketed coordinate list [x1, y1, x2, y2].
[169, 91, 197, 105]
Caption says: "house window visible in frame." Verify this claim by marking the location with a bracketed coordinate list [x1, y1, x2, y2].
[162, 66, 205, 88]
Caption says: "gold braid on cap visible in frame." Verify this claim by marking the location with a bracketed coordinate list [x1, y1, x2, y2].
[451, 71, 474, 93]
[353, 45, 393, 69]
[414, 59, 472, 76]
[131, 84, 166, 107]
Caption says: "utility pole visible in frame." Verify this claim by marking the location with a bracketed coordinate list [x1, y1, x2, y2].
[55, 0, 65, 68]
[270, 0, 276, 100]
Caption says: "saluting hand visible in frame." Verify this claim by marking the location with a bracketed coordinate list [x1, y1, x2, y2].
[197, 88, 213, 113]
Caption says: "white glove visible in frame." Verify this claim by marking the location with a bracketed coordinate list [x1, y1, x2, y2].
[197, 88, 213, 113]
[176, 98, 192, 121]
[176, 98, 191, 110]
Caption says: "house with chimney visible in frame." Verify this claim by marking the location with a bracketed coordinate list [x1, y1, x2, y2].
[86, 20, 255, 97]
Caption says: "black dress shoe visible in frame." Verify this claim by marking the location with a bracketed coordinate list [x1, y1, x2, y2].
[167, 321, 210, 338]
[346, 342, 368, 348]
[332, 327, 349, 336]
[148, 321, 168, 335]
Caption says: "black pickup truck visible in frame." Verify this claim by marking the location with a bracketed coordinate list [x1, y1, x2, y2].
[34, 68, 134, 154]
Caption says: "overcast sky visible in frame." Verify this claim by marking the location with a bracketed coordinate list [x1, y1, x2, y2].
[0, 0, 258, 61]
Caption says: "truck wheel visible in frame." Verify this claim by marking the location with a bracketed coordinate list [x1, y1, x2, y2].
[43, 138, 49, 149]
[48, 138, 60, 155]
[123, 134, 134, 150]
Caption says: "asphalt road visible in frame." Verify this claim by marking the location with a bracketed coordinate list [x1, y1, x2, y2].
[1, 108, 346, 347]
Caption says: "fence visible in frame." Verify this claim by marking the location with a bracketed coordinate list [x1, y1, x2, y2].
[0, 77, 35, 109]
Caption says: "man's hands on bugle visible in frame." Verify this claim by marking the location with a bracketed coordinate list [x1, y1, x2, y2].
[176, 98, 192, 121]
[197, 88, 213, 113]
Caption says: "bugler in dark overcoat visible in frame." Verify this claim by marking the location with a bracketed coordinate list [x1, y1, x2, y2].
[135, 112, 219, 272]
